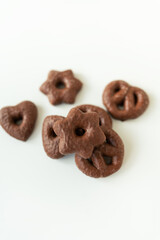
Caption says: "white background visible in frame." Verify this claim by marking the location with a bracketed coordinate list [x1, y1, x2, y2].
[0, 1, 160, 240]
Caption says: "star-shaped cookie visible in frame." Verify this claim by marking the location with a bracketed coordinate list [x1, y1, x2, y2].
[54, 108, 106, 159]
[40, 70, 82, 105]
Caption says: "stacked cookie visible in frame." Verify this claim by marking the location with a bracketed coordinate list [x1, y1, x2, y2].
[42, 105, 124, 178]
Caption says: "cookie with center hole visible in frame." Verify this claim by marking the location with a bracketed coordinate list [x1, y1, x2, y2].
[42, 115, 64, 159]
[40, 70, 82, 105]
[54, 108, 106, 159]
[0, 101, 37, 141]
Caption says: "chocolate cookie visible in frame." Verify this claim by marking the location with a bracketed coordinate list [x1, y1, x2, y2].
[54, 108, 106, 159]
[102, 80, 149, 121]
[75, 128, 124, 178]
[0, 101, 37, 141]
[73, 104, 112, 129]
[40, 70, 82, 105]
[42, 115, 64, 159]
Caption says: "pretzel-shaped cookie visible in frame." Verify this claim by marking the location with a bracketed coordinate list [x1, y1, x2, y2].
[102, 80, 149, 121]
[75, 128, 124, 178]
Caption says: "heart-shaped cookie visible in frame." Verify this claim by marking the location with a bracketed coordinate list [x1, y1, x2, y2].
[0, 101, 37, 141]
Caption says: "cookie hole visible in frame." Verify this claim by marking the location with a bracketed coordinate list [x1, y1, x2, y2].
[103, 155, 112, 165]
[117, 100, 124, 110]
[114, 87, 120, 93]
[13, 116, 23, 126]
[49, 128, 57, 138]
[79, 109, 87, 113]
[105, 138, 116, 147]
[75, 128, 85, 136]
[99, 119, 102, 126]
[87, 158, 93, 165]
[55, 79, 65, 89]
[134, 93, 138, 105]
[105, 138, 112, 145]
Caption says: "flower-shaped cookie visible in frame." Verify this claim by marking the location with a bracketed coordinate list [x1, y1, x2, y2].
[54, 108, 106, 159]
[40, 70, 82, 105]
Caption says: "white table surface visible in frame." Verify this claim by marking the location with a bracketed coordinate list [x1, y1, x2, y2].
[0, 1, 160, 240]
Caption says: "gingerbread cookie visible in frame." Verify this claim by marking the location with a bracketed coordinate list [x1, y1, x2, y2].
[102, 80, 149, 121]
[40, 70, 82, 105]
[75, 128, 124, 178]
[73, 104, 112, 129]
[0, 101, 37, 141]
[54, 108, 106, 159]
[42, 115, 64, 159]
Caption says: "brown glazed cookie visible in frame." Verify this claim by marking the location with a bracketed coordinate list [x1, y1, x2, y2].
[54, 108, 106, 159]
[42, 115, 64, 159]
[40, 70, 82, 105]
[0, 101, 37, 141]
[73, 104, 112, 129]
[75, 128, 124, 178]
[102, 80, 149, 121]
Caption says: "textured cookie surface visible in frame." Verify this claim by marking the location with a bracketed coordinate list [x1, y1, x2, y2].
[40, 70, 82, 105]
[0, 101, 37, 141]
[42, 115, 64, 159]
[73, 104, 112, 129]
[102, 80, 149, 121]
[75, 128, 124, 178]
[54, 108, 106, 159]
